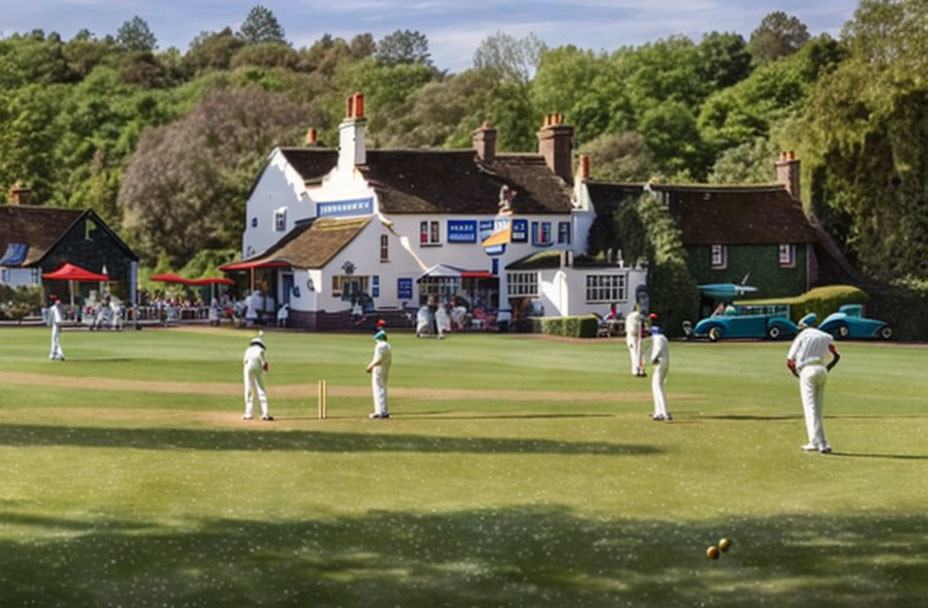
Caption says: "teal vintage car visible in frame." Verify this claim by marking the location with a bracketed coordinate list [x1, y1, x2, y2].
[692, 303, 799, 341]
[819, 304, 892, 340]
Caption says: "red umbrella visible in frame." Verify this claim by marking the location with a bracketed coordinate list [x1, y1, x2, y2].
[43, 262, 111, 307]
[189, 277, 235, 286]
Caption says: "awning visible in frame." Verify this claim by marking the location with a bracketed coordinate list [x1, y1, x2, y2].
[461, 271, 493, 279]
[43, 262, 110, 282]
[150, 272, 195, 285]
[482, 226, 512, 248]
[0, 243, 28, 266]
[189, 277, 235, 286]
[220, 260, 291, 271]
[417, 264, 495, 281]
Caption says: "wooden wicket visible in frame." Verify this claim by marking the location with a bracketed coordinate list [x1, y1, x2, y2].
[317, 380, 327, 419]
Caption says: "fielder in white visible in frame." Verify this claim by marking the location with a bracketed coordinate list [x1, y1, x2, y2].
[48, 296, 65, 361]
[624, 307, 646, 377]
[786, 314, 840, 454]
[415, 304, 431, 338]
[648, 325, 672, 421]
[243, 333, 273, 421]
[365, 329, 392, 419]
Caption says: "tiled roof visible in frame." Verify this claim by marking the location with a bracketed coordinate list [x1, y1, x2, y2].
[0, 205, 83, 266]
[278, 148, 339, 182]
[586, 181, 818, 245]
[247, 217, 371, 269]
[506, 250, 623, 270]
[360, 150, 573, 215]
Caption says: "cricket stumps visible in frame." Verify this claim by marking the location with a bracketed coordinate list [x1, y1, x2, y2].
[317, 380, 327, 419]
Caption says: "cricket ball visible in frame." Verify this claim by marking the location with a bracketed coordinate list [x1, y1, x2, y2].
[706, 545, 720, 560]
[719, 538, 732, 552]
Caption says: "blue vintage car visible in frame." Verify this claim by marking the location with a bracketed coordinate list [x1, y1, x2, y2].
[819, 304, 892, 340]
[693, 304, 799, 341]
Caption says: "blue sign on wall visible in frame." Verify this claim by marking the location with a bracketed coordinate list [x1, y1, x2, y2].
[398, 277, 413, 300]
[372, 275, 380, 298]
[447, 220, 477, 243]
[479, 220, 495, 242]
[511, 219, 528, 242]
[317, 197, 373, 218]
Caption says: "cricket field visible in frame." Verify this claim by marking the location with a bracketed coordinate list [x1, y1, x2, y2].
[0, 326, 925, 606]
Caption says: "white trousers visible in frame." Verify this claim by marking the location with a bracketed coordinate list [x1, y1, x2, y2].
[372, 367, 389, 416]
[799, 365, 828, 448]
[651, 362, 669, 417]
[627, 339, 641, 375]
[416, 320, 429, 337]
[244, 363, 269, 417]
[49, 325, 64, 360]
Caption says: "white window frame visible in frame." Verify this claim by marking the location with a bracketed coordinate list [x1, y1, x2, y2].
[710, 244, 727, 269]
[507, 272, 538, 297]
[557, 221, 571, 245]
[274, 208, 287, 232]
[420, 220, 441, 246]
[778, 243, 796, 268]
[585, 274, 627, 303]
[331, 275, 369, 298]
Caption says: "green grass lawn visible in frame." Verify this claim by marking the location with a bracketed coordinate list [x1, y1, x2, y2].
[1, 326, 926, 606]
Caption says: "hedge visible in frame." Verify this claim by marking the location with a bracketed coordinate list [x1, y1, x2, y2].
[737, 285, 869, 325]
[539, 315, 599, 338]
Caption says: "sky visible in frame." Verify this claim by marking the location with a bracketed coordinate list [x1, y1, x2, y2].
[0, 0, 862, 72]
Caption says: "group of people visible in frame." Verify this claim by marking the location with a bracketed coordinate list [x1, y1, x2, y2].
[623, 304, 842, 453]
[241, 319, 393, 422]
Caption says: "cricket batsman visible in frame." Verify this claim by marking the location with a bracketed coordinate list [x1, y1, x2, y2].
[243, 332, 273, 421]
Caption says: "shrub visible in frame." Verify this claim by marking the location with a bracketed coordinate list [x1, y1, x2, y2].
[738, 285, 868, 324]
[0, 285, 43, 321]
[539, 315, 599, 338]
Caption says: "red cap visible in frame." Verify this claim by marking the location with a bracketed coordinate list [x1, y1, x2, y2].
[649, 313, 658, 320]
[377, 319, 387, 327]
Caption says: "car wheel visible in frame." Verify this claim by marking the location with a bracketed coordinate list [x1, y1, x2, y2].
[708, 326, 723, 342]
[767, 325, 782, 340]
[879, 325, 892, 340]
[836, 324, 850, 339]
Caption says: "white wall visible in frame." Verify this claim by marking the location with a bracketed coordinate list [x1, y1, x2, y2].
[537, 265, 647, 318]
[0, 267, 37, 287]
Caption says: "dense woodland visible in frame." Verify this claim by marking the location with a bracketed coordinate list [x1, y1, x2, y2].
[1, 1, 926, 287]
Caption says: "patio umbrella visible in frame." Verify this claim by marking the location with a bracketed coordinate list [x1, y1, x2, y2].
[43, 262, 111, 307]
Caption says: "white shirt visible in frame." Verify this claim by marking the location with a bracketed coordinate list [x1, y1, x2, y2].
[625, 310, 643, 340]
[650, 333, 670, 365]
[369, 340, 392, 371]
[787, 328, 834, 369]
[50, 304, 63, 326]
[243, 344, 266, 366]
[277, 305, 289, 320]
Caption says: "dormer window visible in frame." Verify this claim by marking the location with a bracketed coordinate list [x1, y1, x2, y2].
[274, 208, 287, 232]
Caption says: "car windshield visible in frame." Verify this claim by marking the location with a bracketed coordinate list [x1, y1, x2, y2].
[734, 304, 790, 317]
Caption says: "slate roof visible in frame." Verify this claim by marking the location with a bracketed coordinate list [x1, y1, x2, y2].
[360, 150, 573, 215]
[506, 250, 624, 270]
[586, 181, 818, 245]
[246, 217, 372, 269]
[0, 205, 83, 266]
[278, 148, 339, 183]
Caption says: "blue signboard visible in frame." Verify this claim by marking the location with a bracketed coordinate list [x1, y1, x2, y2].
[317, 197, 373, 218]
[479, 220, 495, 242]
[397, 277, 413, 300]
[447, 220, 477, 243]
[511, 219, 528, 242]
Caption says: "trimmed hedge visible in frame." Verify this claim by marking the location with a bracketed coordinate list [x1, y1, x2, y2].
[737, 285, 868, 325]
[539, 315, 599, 338]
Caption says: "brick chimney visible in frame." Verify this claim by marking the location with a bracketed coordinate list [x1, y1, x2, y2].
[8, 182, 29, 205]
[776, 150, 801, 201]
[577, 154, 591, 181]
[473, 122, 496, 163]
[538, 113, 573, 183]
[338, 92, 367, 170]
[305, 127, 319, 146]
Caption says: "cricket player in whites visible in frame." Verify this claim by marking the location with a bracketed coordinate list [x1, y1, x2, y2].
[649, 324, 672, 421]
[624, 305, 646, 376]
[787, 314, 840, 454]
[48, 295, 65, 361]
[365, 326, 392, 419]
[243, 331, 273, 421]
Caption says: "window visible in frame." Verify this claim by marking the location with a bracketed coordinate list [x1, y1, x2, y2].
[420, 220, 440, 245]
[531, 221, 553, 246]
[274, 208, 287, 232]
[778, 244, 796, 267]
[710, 244, 727, 269]
[331, 275, 369, 297]
[586, 274, 627, 303]
[507, 272, 538, 297]
[557, 221, 571, 244]
[419, 277, 459, 303]
[380, 234, 389, 262]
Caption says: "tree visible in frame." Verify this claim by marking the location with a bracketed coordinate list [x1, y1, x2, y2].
[237, 5, 287, 45]
[375, 29, 431, 66]
[748, 11, 810, 64]
[118, 87, 315, 265]
[116, 16, 157, 52]
[184, 28, 245, 74]
[473, 31, 546, 83]
[708, 137, 780, 184]
[697, 32, 752, 89]
[577, 132, 657, 182]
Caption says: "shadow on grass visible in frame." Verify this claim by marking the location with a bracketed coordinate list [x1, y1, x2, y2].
[0, 424, 658, 456]
[831, 451, 928, 461]
[1, 506, 926, 607]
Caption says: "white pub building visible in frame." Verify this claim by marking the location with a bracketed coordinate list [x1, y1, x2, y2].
[225, 92, 646, 329]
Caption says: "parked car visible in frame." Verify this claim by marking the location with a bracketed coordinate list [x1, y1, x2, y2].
[693, 304, 799, 342]
[819, 304, 892, 340]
